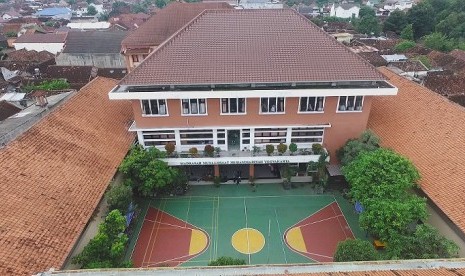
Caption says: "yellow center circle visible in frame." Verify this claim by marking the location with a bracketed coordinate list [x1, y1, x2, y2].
[231, 228, 265, 254]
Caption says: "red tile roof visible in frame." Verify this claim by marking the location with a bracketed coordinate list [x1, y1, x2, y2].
[424, 74, 465, 98]
[109, 13, 150, 31]
[121, 2, 232, 49]
[427, 50, 465, 73]
[14, 32, 67, 43]
[0, 77, 134, 275]
[450, 49, 465, 62]
[368, 67, 465, 236]
[120, 9, 385, 86]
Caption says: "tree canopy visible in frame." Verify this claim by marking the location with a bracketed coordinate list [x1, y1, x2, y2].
[337, 130, 380, 166]
[387, 224, 459, 259]
[119, 146, 178, 197]
[334, 239, 378, 262]
[73, 210, 131, 268]
[383, 10, 408, 34]
[87, 5, 97, 15]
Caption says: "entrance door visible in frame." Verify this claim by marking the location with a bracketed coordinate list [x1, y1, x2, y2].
[227, 130, 240, 151]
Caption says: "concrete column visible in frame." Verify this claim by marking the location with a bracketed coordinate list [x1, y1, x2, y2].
[249, 164, 255, 178]
[214, 165, 220, 177]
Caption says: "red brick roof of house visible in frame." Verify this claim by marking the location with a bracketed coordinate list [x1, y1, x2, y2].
[368, 67, 465, 236]
[424, 73, 465, 97]
[450, 49, 465, 62]
[109, 13, 150, 31]
[428, 50, 465, 73]
[121, 2, 232, 49]
[120, 9, 385, 86]
[14, 32, 67, 43]
[0, 77, 134, 275]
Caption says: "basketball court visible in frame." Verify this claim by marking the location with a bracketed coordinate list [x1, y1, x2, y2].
[127, 184, 363, 267]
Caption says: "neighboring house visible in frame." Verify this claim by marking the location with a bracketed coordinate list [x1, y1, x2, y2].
[0, 100, 21, 120]
[427, 50, 465, 74]
[383, 0, 413, 11]
[121, 2, 233, 71]
[0, 77, 134, 275]
[358, 38, 400, 54]
[424, 73, 465, 106]
[66, 22, 111, 30]
[357, 51, 388, 67]
[330, 3, 360, 18]
[109, 9, 397, 178]
[331, 32, 353, 44]
[366, 0, 380, 7]
[389, 60, 428, 78]
[2, 8, 21, 21]
[381, 54, 408, 62]
[369, 67, 465, 253]
[109, 13, 150, 31]
[56, 31, 127, 68]
[35, 7, 73, 20]
[297, 5, 320, 17]
[238, 0, 284, 9]
[44, 65, 96, 89]
[13, 33, 67, 54]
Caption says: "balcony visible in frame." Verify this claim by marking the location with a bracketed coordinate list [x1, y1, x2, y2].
[163, 147, 326, 166]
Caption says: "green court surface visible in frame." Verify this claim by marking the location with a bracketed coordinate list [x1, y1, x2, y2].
[126, 183, 366, 266]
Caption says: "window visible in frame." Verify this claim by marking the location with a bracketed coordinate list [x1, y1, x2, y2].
[299, 97, 325, 112]
[181, 99, 207, 115]
[141, 99, 168, 116]
[260, 97, 285, 113]
[221, 98, 246, 114]
[338, 96, 364, 111]
[132, 55, 139, 63]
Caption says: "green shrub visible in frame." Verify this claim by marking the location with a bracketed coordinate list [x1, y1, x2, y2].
[277, 143, 287, 155]
[204, 144, 214, 157]
[394, 40, 416, 52]
[164, 142, 175, 156]
[289, 142, 298, 155]
[334, 239, 378, 262]
[106, 180, 133, 214]
[265, 144, 275, 156]
[312, 143, 323, 154]
[208, 256, 246, 266]
[189, 147, 198, 156]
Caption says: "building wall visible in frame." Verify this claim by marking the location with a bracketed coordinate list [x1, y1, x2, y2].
[14, 42, 64, 54]
[131, 96, 373, 161]
[331, 6, 360, 18]
[56, 53, 126, 68]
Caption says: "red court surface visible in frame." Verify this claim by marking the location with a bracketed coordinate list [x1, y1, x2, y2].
[284, 201, 354, 262]
[132, 208, 209, 267]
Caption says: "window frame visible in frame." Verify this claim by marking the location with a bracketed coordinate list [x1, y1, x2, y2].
[140, 99, 169, 117]
[132, 55, 139, 63]
[180, 98, 208, 116]
[220, 98, 246, 115]
[259, 97, 286, 114]
[336, 96, 364, 113]
[298, 96, 326, 113]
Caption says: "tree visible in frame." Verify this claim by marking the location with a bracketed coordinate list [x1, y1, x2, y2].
[383, 10, 408, 34]
[337, 130, 380, 166]
[119, 146, 177, 197]
[73, 210, 131, 268]
[400, 24, 414, 41]
[394, 40, 416, 53]
[387, 224, 459, 259]
[356, 15, 381, 36]
[342, 148, 420, 203]
[87, 5, 98, 15]
[359, 6, 375, 19]
[360, 196, 427, 241]
[435, 12, 465, 40]
[334, 239, 378, 262]
[208, 256, 246, 266]
[155, 0, 166, 8]
[422, 32, 454, 52]
[106, 180, 133, 214]
[407, 2, 435, 40]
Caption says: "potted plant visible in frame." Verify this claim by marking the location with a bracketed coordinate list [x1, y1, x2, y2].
[165, 142, 175, 157]
[281, 165, 294, 190]
[189, 147, 198, 157]
[312, 143, 323, 155]
[249, 176, 256, 192]
[265, 144, 275, 156]
[277, 143, 287, 155]
[214, 147, 221, 157]
[289, 142, 298, 156]
[252, 146, 261, 156]
[204, 144, 214, 157]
